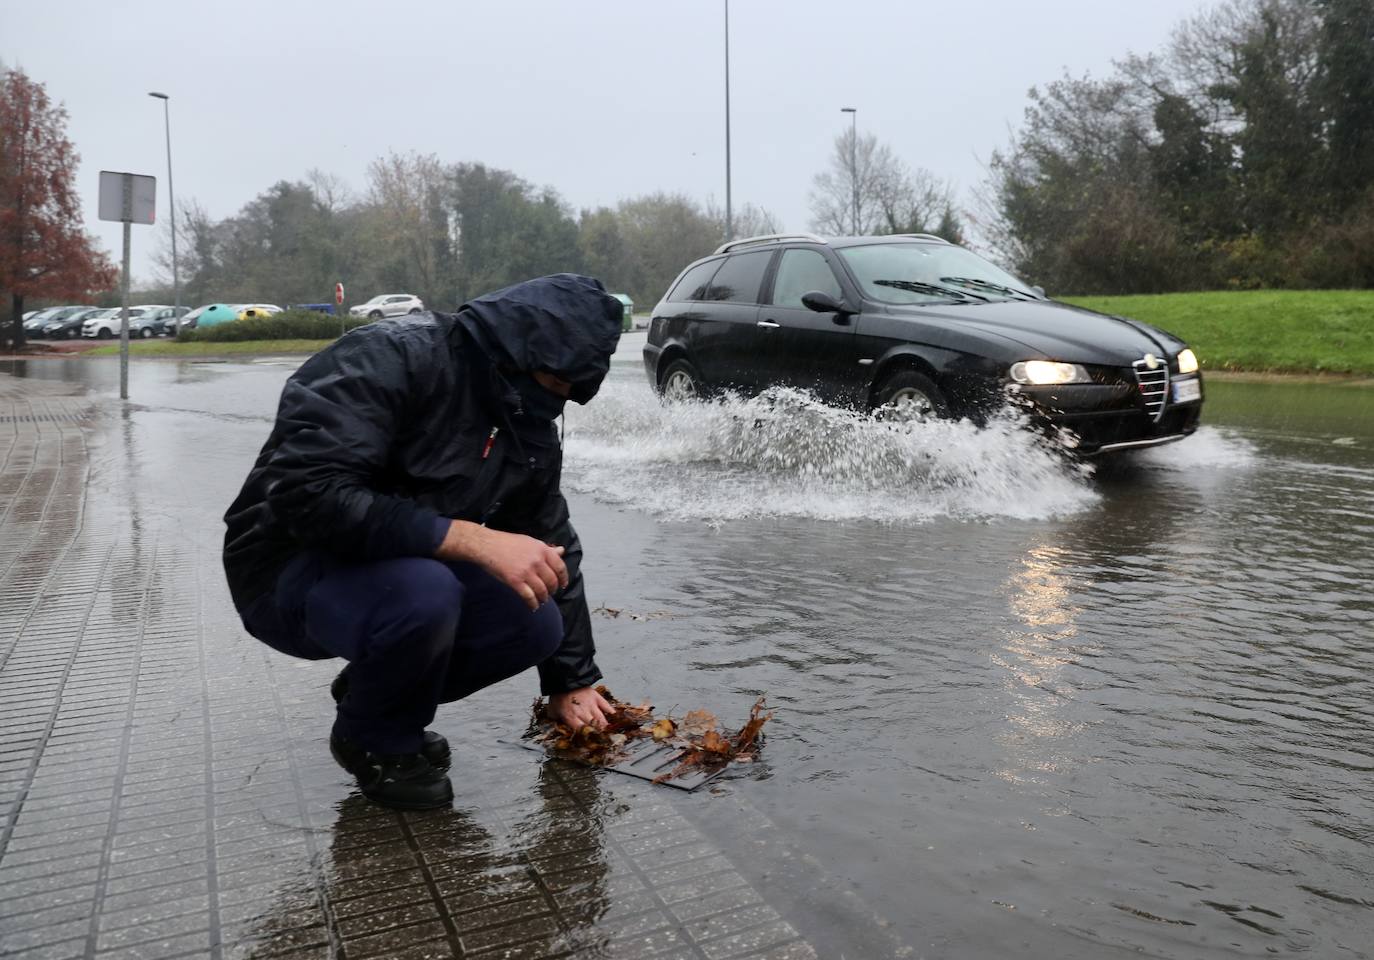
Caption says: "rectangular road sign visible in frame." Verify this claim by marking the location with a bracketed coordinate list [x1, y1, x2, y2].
[98, 171, 156, 225]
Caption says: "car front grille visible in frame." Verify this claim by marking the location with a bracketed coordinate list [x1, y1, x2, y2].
[1132, 357, 1170, 422]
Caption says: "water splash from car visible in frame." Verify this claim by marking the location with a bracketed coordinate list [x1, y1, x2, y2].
[562, 382, 1101, 524]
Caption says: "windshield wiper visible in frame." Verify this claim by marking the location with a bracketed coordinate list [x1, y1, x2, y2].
[939, 276, 1039, 301]
[873, 279, 988, 302]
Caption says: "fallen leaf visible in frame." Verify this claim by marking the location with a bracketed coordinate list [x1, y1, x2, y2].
[700, 729, 732, 755]
[681, 709, 719, 737]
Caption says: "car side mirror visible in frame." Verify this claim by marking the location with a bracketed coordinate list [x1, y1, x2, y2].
[801, 291, 853, 325]
[1031, 285, 1046, 298]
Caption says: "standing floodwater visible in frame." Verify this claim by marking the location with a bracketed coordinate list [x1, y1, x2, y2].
[2, 355, 1370, 958]
[561, 368, 1374, 958]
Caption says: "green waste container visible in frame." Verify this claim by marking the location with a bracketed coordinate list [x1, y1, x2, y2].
[611, 293, 634, 332]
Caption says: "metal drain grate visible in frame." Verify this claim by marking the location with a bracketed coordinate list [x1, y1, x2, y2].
[510, 737, 728, 791]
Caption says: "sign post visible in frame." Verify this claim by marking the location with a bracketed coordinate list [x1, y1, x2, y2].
[98, 171, 157, 400]
[335, 282, 345, 337]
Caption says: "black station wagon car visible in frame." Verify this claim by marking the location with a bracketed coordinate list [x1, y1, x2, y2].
[642, 233, 1203, 455]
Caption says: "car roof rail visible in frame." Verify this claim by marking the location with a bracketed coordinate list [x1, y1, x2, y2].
[893, 233, 950, 243]
[713, 232, 828, 255]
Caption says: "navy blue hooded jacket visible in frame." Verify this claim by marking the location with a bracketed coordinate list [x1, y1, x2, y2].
[223, 274, 624, 694]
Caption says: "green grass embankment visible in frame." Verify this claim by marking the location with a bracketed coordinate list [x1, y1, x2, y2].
[86, 339, 333, 358]
[1062, 290, 1374, 376]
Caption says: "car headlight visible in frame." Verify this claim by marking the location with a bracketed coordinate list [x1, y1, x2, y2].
[1177, 348, 1198, 374]
[1009, 360, 1091, 385]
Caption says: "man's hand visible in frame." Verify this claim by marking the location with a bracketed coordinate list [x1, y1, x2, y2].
[547, 686, 615, 730]
[436, 520, 568, 610]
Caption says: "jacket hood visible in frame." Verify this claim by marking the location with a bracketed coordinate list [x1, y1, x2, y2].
[456, 274, 623, 403]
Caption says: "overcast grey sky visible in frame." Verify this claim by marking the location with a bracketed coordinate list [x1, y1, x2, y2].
[7, 0, 1212, 286]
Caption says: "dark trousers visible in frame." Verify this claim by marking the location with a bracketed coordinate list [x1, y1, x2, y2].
[239, 552, 563, 754]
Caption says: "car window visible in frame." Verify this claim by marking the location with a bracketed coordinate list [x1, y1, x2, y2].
[772, 249, 843, 308]
[704, 251, 773, 303]
[668, 259, 723, 302]
[839, 243, 1039, 305]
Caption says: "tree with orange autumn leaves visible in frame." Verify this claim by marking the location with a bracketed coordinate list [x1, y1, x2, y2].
[1, 68, 116, 350]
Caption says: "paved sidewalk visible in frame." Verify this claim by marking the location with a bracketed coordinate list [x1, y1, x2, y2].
[0, 371, 862, 960]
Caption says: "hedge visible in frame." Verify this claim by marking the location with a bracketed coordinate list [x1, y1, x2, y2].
[178, 309, 372, 342]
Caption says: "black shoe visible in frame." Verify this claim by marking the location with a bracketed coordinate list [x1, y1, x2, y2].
[330, 667, 452, 770]
[329, 734, 454, 810]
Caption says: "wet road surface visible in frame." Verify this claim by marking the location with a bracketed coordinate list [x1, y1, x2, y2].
[1, 343, 1371, 959]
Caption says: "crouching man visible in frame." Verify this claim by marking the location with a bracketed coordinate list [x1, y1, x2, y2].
[223, 274, 622, 809]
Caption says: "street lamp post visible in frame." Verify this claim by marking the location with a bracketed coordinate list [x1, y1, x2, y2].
[724, 0, 733, 241]
[148, 92, 179, 325]
[841, 107, 858, 235]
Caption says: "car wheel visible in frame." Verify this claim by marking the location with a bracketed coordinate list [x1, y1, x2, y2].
[659, 358, 705, 402]
[98, 329, 113, 340]
[68, 329, 79, 339]
[139, 327, 153, 339]
[408, 307, 421, 314]
[873, 369, 948, 420]
[369, 310, 383, 320]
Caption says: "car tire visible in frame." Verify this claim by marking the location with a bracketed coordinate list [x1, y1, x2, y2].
[98, 329, 113, 340]
[658, 358, 705, 402]
[139, 327, 153, 339]
[872, 368, 949, 420]
[369, 311, 383, 320]
[408, 307, 421, 314]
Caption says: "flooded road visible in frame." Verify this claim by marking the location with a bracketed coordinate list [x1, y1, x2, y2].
[3, 348, 1370, 958]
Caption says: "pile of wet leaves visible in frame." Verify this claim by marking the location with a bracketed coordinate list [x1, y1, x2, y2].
[529, 685, 771, 784]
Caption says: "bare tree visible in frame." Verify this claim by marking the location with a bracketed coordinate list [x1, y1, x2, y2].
[808, 129, 904, 234]
[366, 151, 448, 303]
[705, 199, 780, 239]
[306, 168, 354, 215]
[808, 130, 961, 239]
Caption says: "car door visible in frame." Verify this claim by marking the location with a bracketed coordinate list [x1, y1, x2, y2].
[694, 249, 775, 393]
[757, 247, 866, 406]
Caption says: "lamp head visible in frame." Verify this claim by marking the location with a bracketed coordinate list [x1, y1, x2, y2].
[148, 91, 169, 100]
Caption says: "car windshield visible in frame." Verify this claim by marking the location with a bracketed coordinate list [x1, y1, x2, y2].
[839, 243, 1041, 305]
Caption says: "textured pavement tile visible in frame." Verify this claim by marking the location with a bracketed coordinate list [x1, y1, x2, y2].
[331, 880, 431, 920]
[89, 928, 213, 960]
[94, 911, 212, 951]
[449, 892, 551, 933]
[0, 381, 834, 960]
[344, 918, 451, 959]
[96, 895, 212, 933]
[219, 920, 330, 955]
[0, 898, 96, 935]
[100, 878, 208, 917]
[457, 913, 562, 954]
[698, 920, 811, 960]
[0, 918, 91, 955]
[0, 937, 90, 960]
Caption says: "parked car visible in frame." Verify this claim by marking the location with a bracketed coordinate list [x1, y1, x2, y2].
[83, 305, 169, 339]
[24, 306, 84, 337]
[643, 233, 1203, 456]
[236, 304, 282, 321]
[150, 306, 189, 335]
[349, 294, 424, 319]
[43, 307, 105, 339]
